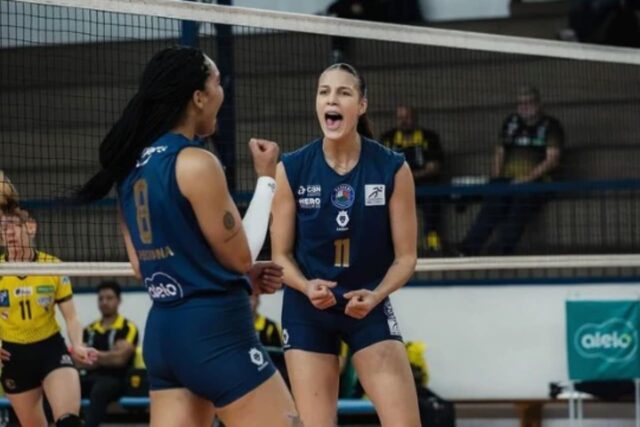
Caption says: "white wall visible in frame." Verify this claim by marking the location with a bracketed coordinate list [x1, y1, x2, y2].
[420, 0, 509, 22]
[235, 0, 510, 22]
[65, 283, 640, 400]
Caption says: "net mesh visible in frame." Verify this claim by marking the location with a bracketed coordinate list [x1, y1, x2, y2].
[1, 0, 639, 283]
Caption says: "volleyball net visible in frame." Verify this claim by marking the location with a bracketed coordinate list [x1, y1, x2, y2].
[1, 0, 640, 281]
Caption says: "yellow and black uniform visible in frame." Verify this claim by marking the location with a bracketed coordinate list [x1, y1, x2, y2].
[381, 127, 443, 184]
[0, 251, 75, 393]
[254, 314, 282, 348]
[83, 315, 139, 377]
[500, 113, 564, 181]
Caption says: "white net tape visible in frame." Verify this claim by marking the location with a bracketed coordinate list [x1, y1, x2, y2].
[3, 255, 640, 276]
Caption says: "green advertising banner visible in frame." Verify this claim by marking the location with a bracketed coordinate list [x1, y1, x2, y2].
[566, 300, 640, 381]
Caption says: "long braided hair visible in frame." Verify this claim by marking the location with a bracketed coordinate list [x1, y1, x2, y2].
[76, 46, 211, 202]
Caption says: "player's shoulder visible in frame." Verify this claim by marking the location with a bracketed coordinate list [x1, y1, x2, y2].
[36, 251, 61, 263]
[363, 137, 404, 164]
[541, 114, 562, 128]
[282, 138, 322, 163]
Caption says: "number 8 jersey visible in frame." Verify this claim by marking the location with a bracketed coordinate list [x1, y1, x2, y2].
[118, 133, 250, 306]
[0, 251, 72, 344]
[282, 137, 404, 311]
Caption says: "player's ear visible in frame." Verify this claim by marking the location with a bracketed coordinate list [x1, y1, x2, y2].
[358, 97, 368, 116]
[25, 218, 37, 238]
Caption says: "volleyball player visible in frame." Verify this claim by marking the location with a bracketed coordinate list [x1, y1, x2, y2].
[0, 204, 97, 427]
[77, 46, 299, 426]
[271, 63, 421, 426]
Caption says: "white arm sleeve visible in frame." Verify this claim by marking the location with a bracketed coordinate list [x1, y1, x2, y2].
[242, 176, 276, 262]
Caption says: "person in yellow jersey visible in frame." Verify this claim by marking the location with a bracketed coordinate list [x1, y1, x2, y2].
[0, 203, 97, 427]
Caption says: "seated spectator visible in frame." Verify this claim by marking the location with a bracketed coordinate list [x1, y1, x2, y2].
[250, 292, 282, 348]
[381, 105, 444, 254]
[458, 85, 563, 256]
[77, 281, 139, 427]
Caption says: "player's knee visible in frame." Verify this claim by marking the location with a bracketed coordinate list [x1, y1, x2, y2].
[56, 413, 83, 427]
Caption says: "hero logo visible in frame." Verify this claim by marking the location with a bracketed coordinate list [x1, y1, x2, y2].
[144, 272, 184, 301]
[575, 318, 638, 362]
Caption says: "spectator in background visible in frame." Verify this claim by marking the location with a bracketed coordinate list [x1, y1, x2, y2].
[250, 292, 282, 349]
[78, 281, 139, 427]
[381, 105, 444, 254]
[457, 85, 563, 256]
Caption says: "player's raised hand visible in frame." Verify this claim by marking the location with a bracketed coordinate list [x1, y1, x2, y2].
[249, 138, 279, 178]
[305, 279, 337, 310]
[344, 289, 381, 319]
[248, 261, 284, 294]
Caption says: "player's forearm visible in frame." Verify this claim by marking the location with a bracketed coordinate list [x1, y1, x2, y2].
[96, 349, 131, 367]
[372, 255, 417, 302]
[66, 318, 84, 349]
[273, 252, 309, 294]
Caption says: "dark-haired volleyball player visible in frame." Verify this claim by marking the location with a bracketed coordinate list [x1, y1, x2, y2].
[271, 63, 421, 426]
[77, 46, 299, 426]
[0, 205, 97, 427]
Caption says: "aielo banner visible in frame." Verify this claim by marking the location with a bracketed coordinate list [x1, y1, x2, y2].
[566, 300, 640, 380]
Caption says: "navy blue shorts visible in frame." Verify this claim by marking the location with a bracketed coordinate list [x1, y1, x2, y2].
[143, 287, 276, 407]
[281, 288, 403, 355]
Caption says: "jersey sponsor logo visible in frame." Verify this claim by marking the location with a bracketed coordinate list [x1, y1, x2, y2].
[336, 210, 350, 229]
[36, 285, 55, 294]
[0, 290, 10, 307]
[331, 184, 355, 209]
[282, 329, 290, 348]
[61, 276, 71, 286]
[144, 272, 184, 301]
[365, 184, 385, 206]
[306, 185, 321, 197]
[13, 287, 32, 297]
[136, 145, 168, 168]
[249, 347, 269, 371]
[297, 186, 306, 196]
[299, 197, 321, 209]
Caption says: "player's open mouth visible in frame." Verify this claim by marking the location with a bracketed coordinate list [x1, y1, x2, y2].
[325, 112, 343, 130]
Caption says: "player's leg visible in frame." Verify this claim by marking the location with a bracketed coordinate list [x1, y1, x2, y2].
[5, 388, 48, 427]
[284, 349, 340, 427]
[352, 340, 420, 427]
[149, 388, 216, 427]
[215, 370, 300, 427]
[2, 339, 49, 427]
[42, 367, 82, 426]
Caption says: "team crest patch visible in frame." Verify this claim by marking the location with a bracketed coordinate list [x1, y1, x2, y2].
[365, 184, 385, 206]
[0, 290, 9, 307]
[331, 184, 355, 209]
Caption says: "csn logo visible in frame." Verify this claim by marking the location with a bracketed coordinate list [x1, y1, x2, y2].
[144, 272, 184, 301]
[575, 318, 638, 362]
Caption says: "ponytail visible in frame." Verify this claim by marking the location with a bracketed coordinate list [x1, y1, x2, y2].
[357, 113, 374, 139]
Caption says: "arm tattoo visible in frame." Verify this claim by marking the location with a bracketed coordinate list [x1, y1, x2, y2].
[287, 414, 304, 427]
[223, 211, 236, 230]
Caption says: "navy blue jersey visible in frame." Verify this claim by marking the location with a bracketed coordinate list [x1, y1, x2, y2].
[282, 137, 404, 309]
[118, 133, 249, 306]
